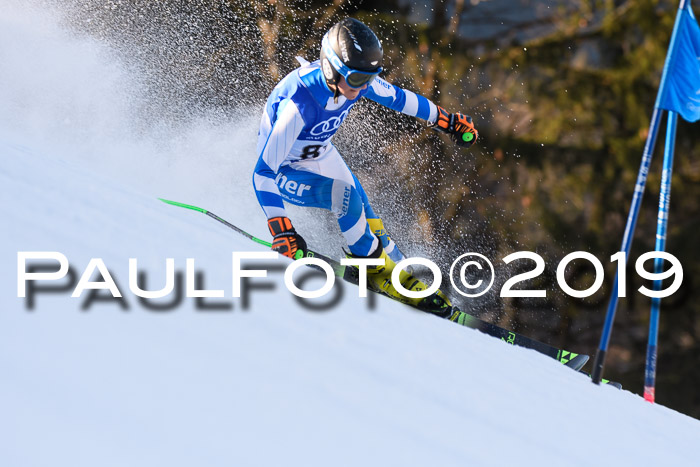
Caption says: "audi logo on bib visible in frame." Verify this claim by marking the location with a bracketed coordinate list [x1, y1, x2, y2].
[310, 109, 350, 136]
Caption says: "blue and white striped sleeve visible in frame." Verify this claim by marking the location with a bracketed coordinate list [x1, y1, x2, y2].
[364, 77, 438, 124]
[252, 99, 305, 219]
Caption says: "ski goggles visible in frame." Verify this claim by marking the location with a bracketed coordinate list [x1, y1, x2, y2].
[321, 35, 382, 89]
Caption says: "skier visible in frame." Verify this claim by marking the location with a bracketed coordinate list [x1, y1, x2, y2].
[253, 18, 477, 316]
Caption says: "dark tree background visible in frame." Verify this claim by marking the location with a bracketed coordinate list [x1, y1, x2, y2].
[63, 0, 700, 417]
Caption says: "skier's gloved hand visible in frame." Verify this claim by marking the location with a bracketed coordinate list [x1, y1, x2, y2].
[268, 216, 307, 259]
[431, 106, 478, 148]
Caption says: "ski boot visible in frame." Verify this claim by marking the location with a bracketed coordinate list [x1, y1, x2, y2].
[367, 218, 405, 263]
[349, 246, 454, 317]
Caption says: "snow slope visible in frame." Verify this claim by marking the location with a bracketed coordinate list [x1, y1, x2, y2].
[2, 3, 699, 466]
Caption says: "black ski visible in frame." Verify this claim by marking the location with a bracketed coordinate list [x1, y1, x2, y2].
[454, 311, 590, 370]
[300, 250, 589, 371]
[159, 198, 590, 371]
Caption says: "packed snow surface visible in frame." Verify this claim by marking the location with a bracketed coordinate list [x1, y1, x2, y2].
[1, 3, 698, 466]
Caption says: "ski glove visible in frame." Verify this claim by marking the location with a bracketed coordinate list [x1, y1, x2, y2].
[268, 216, 307, 260]
[431, 106, 478, 148]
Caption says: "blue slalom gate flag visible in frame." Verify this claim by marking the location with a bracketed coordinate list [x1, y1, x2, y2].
[656, 1, 700, 122]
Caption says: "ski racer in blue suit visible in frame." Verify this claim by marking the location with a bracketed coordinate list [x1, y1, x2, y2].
[253, 18, 478, 315]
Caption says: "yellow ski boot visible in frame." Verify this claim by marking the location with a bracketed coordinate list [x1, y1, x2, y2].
[367, 217, 404, 263]
[351, 246, 453, 316]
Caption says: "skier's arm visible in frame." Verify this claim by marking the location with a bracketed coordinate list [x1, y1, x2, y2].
[252, 99, 307, 258]
[364, 77, 439, 123]
[365, 78, 478, 147]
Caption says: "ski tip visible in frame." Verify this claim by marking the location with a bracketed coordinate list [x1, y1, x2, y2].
[607, 381, 623, 390]
[579, 370, 623, 390]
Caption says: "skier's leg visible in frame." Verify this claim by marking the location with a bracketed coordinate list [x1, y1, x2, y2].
[281, 148, 454, 314]
[346, 175, 454, 314]
[350, 173, 406, 263]
[275, 164, 378, 257]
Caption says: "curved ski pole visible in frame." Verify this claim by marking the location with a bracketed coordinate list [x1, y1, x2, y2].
[158, 198, 273, 248]
[159, 198, 305, 259]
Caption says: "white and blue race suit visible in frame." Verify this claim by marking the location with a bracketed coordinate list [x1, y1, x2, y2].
[253, 58, 438, 258]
